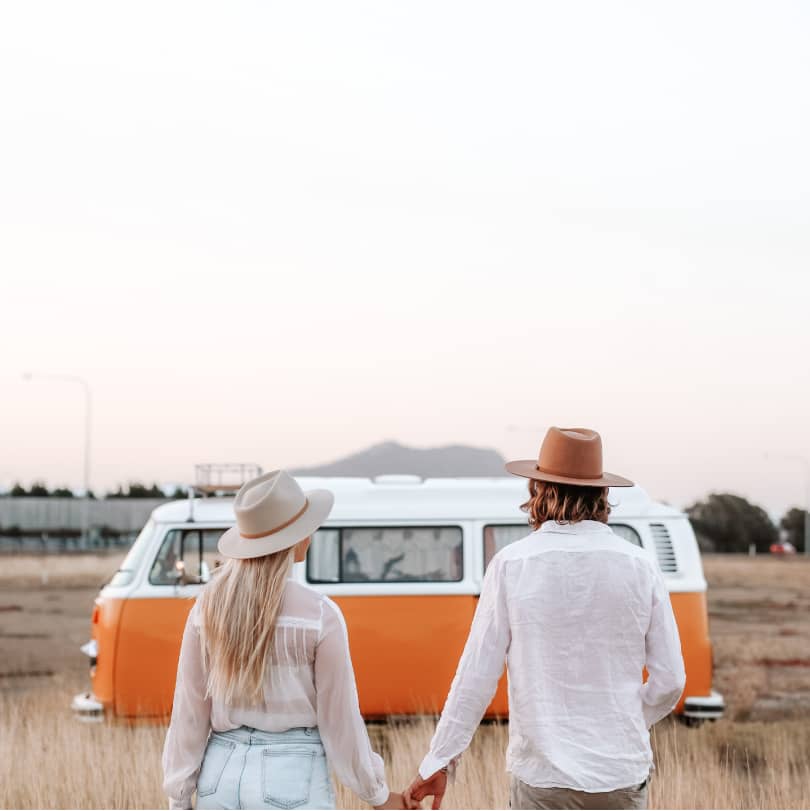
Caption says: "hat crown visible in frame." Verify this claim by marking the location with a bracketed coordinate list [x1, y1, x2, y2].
[537, 427, 604, 480]
[234, 470, 307, 537]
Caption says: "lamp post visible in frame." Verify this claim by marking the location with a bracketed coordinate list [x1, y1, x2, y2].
[22, 372, 92, 545]
[765, 453, 810, 557]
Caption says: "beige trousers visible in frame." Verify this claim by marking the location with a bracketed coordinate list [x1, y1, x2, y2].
[509, 777, 648, 810]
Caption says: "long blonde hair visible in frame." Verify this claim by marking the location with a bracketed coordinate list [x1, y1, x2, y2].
[197, 548, 294, 706]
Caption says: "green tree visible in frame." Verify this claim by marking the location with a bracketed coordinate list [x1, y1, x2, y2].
[780, 508, 808, 553]
[27, 481, 50, 497]
[106, 482, 166, 499]
[686, 493, 778, 553]
[127, 482, 165, 498]
[51, 486, 75, 498]
[9, 483, 27, 497]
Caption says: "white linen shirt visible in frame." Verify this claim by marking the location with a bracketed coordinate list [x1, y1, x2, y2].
[162, 579, 389, 809]
[419, 520, 686, 792]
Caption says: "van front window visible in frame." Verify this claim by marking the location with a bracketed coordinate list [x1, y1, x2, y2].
[108, 520, 156, 586]
[150, 528, 227, 585]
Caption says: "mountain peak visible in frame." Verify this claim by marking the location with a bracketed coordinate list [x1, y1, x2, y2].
[291, 442, 507, 478]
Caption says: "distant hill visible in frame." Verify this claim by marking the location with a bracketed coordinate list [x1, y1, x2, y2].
[291, 441, 508, 478]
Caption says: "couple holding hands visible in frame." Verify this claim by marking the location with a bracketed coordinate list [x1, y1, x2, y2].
[163, 427, 685, 810]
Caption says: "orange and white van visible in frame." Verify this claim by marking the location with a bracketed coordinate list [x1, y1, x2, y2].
[73, 475, 724, 723]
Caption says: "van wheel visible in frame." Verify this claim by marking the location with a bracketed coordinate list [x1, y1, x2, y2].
[677, 715, 704, 728]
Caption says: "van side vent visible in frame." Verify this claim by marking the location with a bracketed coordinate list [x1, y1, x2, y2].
[650, 523, 678, 573]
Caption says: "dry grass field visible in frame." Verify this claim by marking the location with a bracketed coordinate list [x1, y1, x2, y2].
[1, 552, 809, 809]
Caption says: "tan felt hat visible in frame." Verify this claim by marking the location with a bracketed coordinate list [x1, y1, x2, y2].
[505, 426, 633, 488]
[218, 470, 334, 560]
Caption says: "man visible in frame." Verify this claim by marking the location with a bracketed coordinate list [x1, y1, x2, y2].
[405, 427, 686, 810]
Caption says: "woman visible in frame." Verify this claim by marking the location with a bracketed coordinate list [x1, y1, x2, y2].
[162, 470, 406, 810]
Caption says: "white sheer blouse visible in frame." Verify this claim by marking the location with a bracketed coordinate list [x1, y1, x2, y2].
[162, 579, 390, 809]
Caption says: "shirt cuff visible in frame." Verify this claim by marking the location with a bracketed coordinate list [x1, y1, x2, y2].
[367, 784, 390, 807]
[419, 753, 448, 781]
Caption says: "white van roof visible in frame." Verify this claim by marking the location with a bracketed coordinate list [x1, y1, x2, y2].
[150, 477, 684, 524]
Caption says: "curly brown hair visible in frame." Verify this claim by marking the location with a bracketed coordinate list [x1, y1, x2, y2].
[521, 479, 610, 529]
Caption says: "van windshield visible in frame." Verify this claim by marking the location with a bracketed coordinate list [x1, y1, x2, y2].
[108, 520, 156, 586]
[149, 527, 225, 585]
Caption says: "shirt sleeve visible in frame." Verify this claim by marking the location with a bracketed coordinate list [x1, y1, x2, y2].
[315, 598, 390, 808]
[162, 602, 212, 810]
[419, 555, 511, 779]
[641, 566, 687, 728]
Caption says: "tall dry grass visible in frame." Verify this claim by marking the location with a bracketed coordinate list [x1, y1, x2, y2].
[1, 686, 808, 809]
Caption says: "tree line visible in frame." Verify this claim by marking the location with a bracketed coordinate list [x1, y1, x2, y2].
[686, 493, 806, 554]
[3, 482, 805, 554]
[5, 482, 188, 500]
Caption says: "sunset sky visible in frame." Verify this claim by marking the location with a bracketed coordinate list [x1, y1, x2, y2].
[1, 1, 808, 516]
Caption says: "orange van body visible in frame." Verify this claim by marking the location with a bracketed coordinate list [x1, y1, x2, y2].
[90, 589, 712, 720]
[81, 479, 723, 723]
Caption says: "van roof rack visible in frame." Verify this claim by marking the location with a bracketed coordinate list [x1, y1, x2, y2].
[192, 463, 263, 496]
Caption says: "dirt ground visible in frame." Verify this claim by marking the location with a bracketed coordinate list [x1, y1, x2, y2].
[0, 553, 119, 695]
[1, 552, 809, 809]
[1, 552, 809, 720]
[701, 555, 810, 721]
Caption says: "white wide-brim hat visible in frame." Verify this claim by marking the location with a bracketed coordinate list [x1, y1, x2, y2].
[218, 469, 334, 560]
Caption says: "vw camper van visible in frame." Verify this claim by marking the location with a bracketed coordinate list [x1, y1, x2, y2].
[73, 475, 724, 723]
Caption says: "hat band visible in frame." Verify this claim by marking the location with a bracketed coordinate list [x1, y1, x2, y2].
[535, 464, 602, 480]
[240, 498, 310, 539]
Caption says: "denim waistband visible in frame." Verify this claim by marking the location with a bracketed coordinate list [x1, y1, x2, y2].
[211, 726, 321, 746]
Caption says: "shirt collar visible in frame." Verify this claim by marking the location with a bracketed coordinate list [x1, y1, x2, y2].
[538, 519, 612, 535]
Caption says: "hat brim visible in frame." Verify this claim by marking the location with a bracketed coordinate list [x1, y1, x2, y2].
[217, 488, 335, 560]
[504, 460, 634, 488]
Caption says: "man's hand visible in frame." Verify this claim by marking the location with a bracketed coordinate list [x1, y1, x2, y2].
[404, 770, 448, 810]
[374, 791, 407, 809]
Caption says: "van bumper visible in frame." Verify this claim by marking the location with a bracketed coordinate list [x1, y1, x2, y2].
[682, 689, 725, 720]
[71, 691, 105, 721]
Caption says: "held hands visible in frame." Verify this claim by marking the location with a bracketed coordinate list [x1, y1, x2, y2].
[403, 769, 448, 810]
[374, 791, 410, 809]
[375, 766, 449, 810]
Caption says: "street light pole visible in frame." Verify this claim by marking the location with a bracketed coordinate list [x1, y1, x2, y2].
[22, 373, 93, 545]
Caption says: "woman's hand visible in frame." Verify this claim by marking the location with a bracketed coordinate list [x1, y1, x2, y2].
[404, 770, 448, 810]
[374, 791, 409, 809]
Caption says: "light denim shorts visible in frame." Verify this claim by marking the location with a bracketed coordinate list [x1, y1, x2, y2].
[195, 726, 335, 810]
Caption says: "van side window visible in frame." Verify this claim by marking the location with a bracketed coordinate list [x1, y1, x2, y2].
[307, 526, 463, 583]
[483, 525, 528, 569]
[610, 524, 643, 547]
[483, 523, 644, 569]
[150, 528, 226, 585]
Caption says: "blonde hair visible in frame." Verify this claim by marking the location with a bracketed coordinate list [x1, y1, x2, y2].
[197, 548, 294, 706]
[521, 480, 610, 529]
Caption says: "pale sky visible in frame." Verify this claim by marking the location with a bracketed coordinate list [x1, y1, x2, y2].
[1, 1, 809, 516]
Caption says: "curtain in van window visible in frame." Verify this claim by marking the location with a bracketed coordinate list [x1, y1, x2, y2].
[483, 525, 529, 569]
[342, 527, 462, 582]
[307, 527, 463, 583]
[309, 529, 340, 582]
